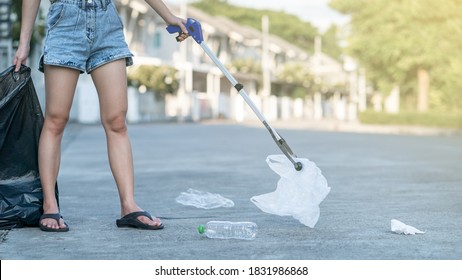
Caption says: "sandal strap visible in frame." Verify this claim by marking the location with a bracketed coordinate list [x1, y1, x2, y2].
[120, 211, 153, 221]
[39, 213, 63, 224]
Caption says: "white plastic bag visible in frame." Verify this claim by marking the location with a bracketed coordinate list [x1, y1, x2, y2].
[176, 188, 235, 209]
[251, 154, 330, 228]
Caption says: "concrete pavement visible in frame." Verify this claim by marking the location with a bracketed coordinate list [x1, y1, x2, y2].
[1, 121, 461, 259]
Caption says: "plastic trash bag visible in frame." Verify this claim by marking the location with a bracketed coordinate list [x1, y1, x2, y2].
[251, 154, 330, 228]
[0, 65, 58, 229]
[176, 188, 234, 209]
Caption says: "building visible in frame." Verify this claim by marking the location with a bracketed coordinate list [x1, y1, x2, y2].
[22, 0, 357, 124]
[0, 0, 13, 70]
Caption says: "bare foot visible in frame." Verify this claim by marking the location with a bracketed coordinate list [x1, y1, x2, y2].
[39, 213, 69, 232]
[118, 208, 163, 229]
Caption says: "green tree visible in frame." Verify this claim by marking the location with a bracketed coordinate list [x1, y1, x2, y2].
[321, 25, 343, 61]
[330, 0, 462, 112]
[228, 58, 261, 75]
[274, 63, 318, 98]
[127, 65, 178, 97]
[192, 0, 319, 53]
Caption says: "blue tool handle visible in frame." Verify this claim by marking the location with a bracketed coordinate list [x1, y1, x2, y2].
[166, 18, 203, 44]
[166, 25, 181, 34]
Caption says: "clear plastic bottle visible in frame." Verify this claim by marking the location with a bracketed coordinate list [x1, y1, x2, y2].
[198, 221, 258, 240]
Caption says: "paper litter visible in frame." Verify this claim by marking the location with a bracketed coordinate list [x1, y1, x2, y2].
[391, 219, 425, 235]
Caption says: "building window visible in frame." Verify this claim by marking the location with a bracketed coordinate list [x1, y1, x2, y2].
[153, 31, 161, 49]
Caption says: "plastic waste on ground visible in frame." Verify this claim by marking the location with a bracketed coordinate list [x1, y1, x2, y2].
[251, 154, 330, 228]
[0, 65, 59, 229]
[175, 188, 234, 209]
[391, 219, 425, 235]
[198, 221, 258, 240]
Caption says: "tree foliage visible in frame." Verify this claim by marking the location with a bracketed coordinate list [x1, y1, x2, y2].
[330, 0, 462, 111]
[321, 25, 343, 61]
[191, 0, 319, 53]
[274, 63, 322, 98]
[228, 58, 261, 75]
[127, 65, 179, 97]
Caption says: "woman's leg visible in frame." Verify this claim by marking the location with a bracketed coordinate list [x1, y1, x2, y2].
[91, 59, 161, 227]
[39, 65, 80, 230]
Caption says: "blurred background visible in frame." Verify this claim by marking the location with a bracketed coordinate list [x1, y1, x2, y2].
[1, 0, 461, 128]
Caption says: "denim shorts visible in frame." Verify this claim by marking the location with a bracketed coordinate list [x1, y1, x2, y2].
[39, 0, 133, 74]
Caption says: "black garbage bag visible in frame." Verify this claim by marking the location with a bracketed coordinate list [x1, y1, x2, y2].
[0, 65, 58, 229]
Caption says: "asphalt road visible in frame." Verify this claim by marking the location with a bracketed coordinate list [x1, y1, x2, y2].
[1, 121, 461, 260]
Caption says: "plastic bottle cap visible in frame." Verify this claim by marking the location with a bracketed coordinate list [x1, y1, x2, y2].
[198, 224, 205, 234]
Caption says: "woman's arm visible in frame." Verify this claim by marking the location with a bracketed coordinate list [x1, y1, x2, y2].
[13, 0, 41, 71]
[144, 0, 189, 40]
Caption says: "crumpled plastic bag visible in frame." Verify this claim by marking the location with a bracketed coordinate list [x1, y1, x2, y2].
[391, 219, 425, 235]
[176, 188, 235, 209]
[251, 154, 330, 228]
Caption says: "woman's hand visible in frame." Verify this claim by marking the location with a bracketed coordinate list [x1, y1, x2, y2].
[13, 0, 40, 72]
[167, 16, 189, 42]
[13, 43, 30, 72]
[144, 1, 189, 42]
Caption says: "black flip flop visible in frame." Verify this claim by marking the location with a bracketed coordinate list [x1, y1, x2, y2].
[116, 211, 164, 230]
[39, 213, 69, 232]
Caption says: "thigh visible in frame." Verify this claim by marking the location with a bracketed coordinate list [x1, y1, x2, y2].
[44, 65, 80, 118]
[91, 59, 128, 120]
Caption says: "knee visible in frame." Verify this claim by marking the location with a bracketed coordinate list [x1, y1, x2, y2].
[102, 113, 127, 134]
[44, 114, 69, 136]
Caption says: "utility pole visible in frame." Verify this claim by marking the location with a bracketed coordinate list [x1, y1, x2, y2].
[177, 0, 188, 122]
[261, 15, 270, 98]
[261, 15, 272, 118]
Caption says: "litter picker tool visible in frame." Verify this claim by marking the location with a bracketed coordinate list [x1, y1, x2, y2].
[167, 18, 303, 171]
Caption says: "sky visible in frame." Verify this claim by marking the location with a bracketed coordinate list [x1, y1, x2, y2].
[166, 0, 350, 32]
